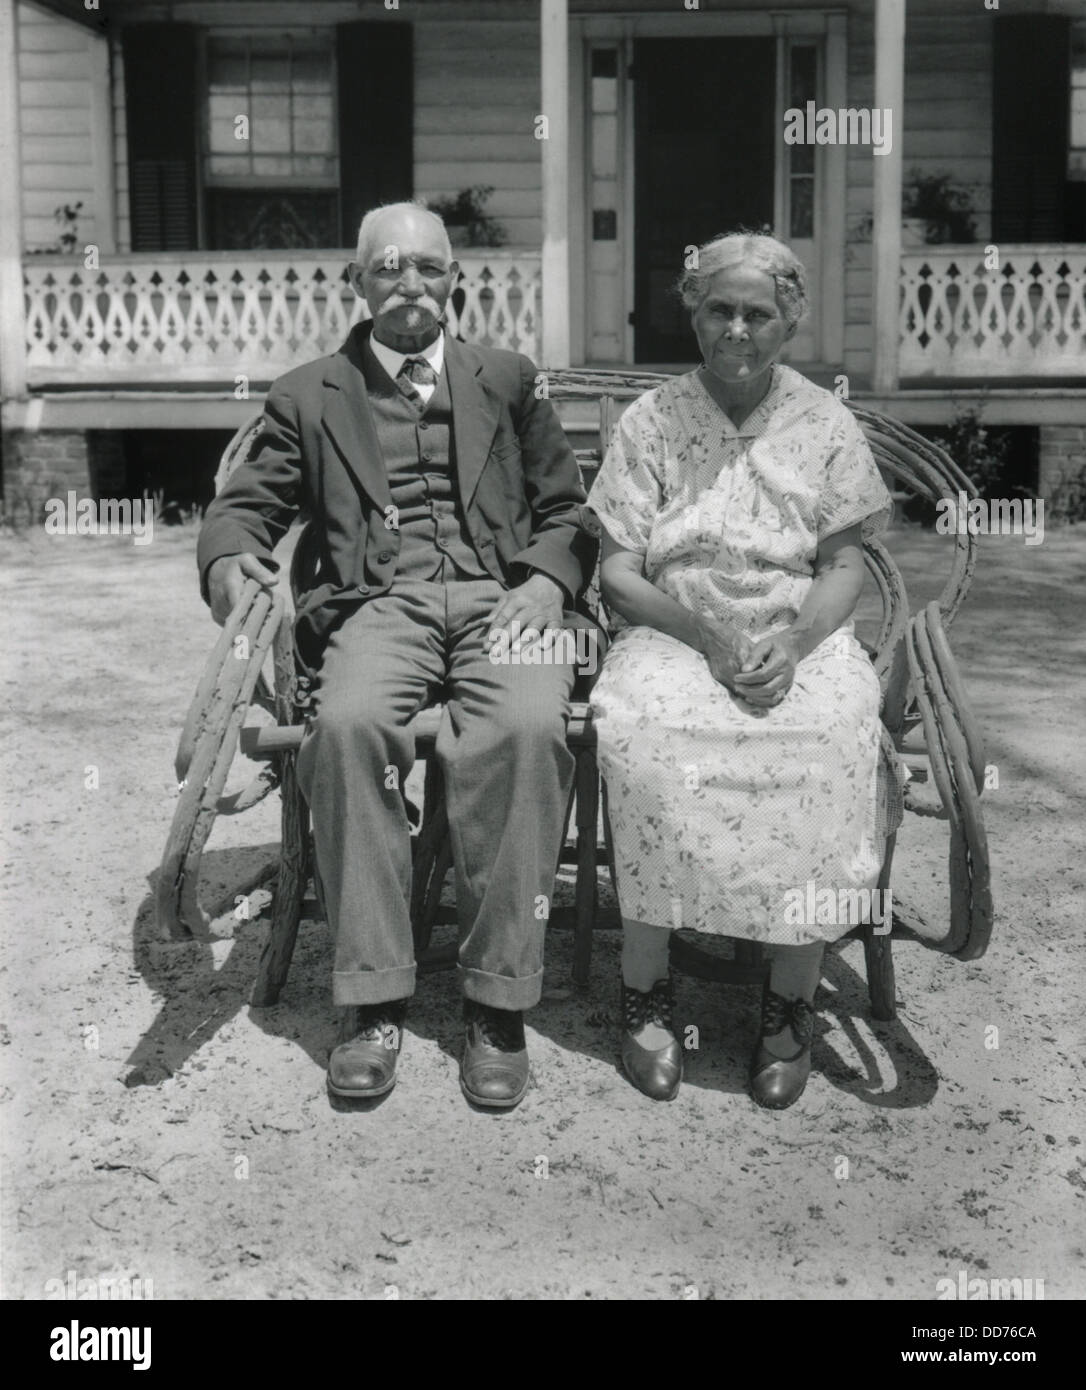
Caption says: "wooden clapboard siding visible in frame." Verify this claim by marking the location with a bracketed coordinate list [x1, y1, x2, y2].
[16, 1, 101, 250]
[906, 100, 993, 131]
[417, 162, 541, 190]
[843, 0, 995, 382]
[415, 107, 538, 135]
[16, 7, 88, 51]
[22, 163, 98, 191]
[19, 106, 90, 135]
[18, 50, 93, 79]
[414, 135, 542, 164]
[413, 20, 541, 247]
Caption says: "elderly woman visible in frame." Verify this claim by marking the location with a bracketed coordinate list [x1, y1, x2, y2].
[587, 232, 892, 1109]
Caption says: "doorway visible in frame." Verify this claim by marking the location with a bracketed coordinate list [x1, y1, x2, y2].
[632, 38, 777, 364]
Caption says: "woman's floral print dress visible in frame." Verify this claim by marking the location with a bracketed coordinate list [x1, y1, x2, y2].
[586, 365, 895, 945]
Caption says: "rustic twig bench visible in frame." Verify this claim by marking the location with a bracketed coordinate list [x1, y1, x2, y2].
[157, 368, 993, 1022]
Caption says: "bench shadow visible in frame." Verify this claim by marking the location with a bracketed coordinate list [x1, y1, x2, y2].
[126, 844, 336, 1087]
[813, 947, 940, 1108]
[129, 856, 939, 1114]
[128, 849, 472, 1094]
[526, 926, 941, 1111]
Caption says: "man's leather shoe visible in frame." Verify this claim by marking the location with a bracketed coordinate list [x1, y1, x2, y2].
[621, 975, 682, 1101]
[327, 1000, 407, 1099]
[750, 985, 815, 1110]
[460, 1001, 529, 1108]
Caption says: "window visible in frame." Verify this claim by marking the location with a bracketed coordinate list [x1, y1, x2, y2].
[590, 47, 619, 241]
[1070, 21, 1086, 181]
[787, 45, 817, 240]
[206, 34, 336, 183]
[202, 32, 340, 248]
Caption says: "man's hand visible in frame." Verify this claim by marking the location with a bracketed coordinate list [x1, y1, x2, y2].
[732, 632, 800, 707]
[695, 613, 755, 693]
[489, 572, 565, 654]
[208, 552, 278, 626]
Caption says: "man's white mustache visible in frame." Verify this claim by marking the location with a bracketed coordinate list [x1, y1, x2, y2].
[380, 297, 442, 318]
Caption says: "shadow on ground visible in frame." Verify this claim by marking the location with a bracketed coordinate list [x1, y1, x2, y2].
[127, 847, 939, 1113]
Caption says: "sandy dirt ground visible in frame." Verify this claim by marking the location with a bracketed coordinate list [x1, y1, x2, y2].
[1, 520, 1083, 1301]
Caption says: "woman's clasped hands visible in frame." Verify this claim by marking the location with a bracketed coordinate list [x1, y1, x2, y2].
[696, 611, 799, 708]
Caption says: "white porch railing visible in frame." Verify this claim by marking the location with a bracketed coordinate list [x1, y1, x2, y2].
[900, 245, 1086, 378]
[23, 249, 541, 386]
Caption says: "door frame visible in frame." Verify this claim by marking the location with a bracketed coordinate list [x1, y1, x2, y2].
[571, 8, 848, 368]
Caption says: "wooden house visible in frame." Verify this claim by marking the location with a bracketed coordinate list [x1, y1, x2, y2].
[1, 0, 1084, 513]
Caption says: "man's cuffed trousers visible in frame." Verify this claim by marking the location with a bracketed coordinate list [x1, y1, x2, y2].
[294, 579, 576, 1010]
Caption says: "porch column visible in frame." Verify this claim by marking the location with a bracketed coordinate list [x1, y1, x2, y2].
[540, 0, 570, 368]
[871, 0, 905, 393]
[0, 0, 28, 404]
[89, 31, 116, 256]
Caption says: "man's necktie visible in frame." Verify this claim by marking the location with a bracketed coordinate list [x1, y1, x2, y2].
[396, 356, 438, 406]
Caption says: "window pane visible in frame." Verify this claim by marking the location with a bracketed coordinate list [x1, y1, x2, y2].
[209, 117, 245, 154]
[789, 44, 817, 235]
[252, 93, 290, 123]
[790, 177, 814, 239]
[250, 54, 290, 91]
[208, 155, 251, 179]
[592, 77, 617, 115]
[790, 45, 817, 107]
[293, 117, 332, 153]
[293, 49, 331, 90]
[293, 93, 332, 122]
[1072, 71, 1086, 150]
[208, 52, 248, 91]
[591, 113, 617, 178]
[252, 155, 294, 177]
[293, 155, 336, 179]
[253, 117, 291, 153]
[209, 93, 246, 124]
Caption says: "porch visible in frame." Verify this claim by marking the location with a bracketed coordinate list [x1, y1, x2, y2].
[20, 249, 542, 387]
[2, 0, 1085, 434]
[11, 241, 1086, 432]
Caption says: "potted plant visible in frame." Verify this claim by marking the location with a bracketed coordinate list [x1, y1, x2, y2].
[24, 201, 84, 256]
[902, 171, 978, 245]
[425, 185, 506, 248]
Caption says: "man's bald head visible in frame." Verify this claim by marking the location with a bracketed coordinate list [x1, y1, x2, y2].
[355, 202, 453, 268]
[347, 201, 458, 353]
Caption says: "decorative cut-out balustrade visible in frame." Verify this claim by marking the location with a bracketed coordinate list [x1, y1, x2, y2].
[23, 244, 1085, 385]
[23, 250, 541, 386]
[900, 246, 1086, 378]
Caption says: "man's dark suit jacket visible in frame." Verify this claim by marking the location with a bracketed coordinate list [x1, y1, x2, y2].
[198, 323, 600, 679]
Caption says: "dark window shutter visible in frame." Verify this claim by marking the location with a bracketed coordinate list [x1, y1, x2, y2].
[336, 21, 414, 249]
[123, 24, 198, 251]
[992, 16, 1071, 241]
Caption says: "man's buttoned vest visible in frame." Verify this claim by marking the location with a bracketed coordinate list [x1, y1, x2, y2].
[360, 337, 488, 583]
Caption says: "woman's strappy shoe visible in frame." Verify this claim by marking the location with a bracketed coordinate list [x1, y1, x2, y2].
[621, 974, 682, 1101]
[750, 985, 815, 1110]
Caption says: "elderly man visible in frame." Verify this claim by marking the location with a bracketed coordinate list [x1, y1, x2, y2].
[198, 202, 596, 1108]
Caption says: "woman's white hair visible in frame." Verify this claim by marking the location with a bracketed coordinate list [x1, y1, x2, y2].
[676, 231, 809, 327]
[354, 200, 453, 266]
